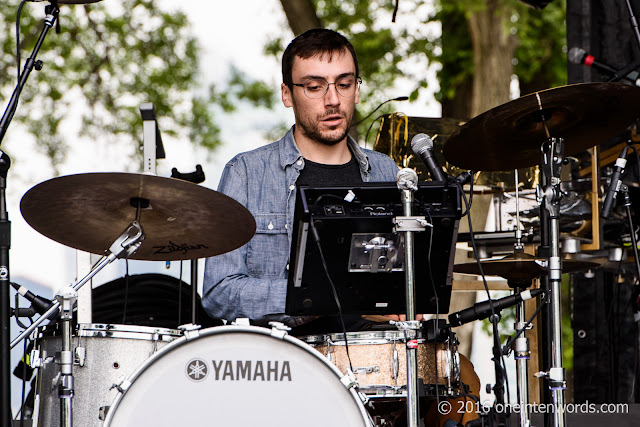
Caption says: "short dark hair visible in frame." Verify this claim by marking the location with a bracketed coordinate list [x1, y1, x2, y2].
[282, 28, 359, 87]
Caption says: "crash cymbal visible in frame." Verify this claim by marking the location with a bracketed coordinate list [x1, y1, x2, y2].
[454, 252, 599, 283]
[443, 83, 640, 171]
[20, 173, 256, 261]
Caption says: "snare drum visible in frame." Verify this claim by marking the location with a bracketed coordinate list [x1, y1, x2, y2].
[302, 330, 460, 398]
[34, 323, 181, 427]
[104, 325, 371, 426]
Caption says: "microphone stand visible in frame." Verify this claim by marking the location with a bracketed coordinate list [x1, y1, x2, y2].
[0, 4, 59, 422]
[0, 3, 59, 145]
[394, 168, 425, 427]
[0, 152, 11, 426]
[608, 0, 640, 83]
[621, 186, 640, 309]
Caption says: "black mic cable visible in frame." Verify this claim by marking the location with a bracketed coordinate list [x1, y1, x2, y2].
[352, 95, 409, 127]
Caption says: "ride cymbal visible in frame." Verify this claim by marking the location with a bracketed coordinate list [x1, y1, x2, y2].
[20, 173, 256, 261]
[443, 83, 640, 171]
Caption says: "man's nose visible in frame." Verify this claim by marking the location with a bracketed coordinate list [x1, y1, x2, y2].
[324, 83, 341, 106]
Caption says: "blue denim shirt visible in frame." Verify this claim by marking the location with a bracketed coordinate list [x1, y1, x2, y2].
[202, 127, 399, 325]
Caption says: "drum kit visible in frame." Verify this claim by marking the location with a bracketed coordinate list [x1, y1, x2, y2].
[4, 81, 640, 427]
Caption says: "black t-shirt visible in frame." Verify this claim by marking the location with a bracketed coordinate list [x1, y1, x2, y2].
[296, 155, 363, 187]
[291, 154, 364, 335]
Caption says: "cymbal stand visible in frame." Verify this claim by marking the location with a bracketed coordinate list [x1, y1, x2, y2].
[56, 286, 77, 427]
[513, 170, 532, 427]
[394, 168, 425, 427]
[10, 210, 146, 349]
[511, 283, 532, 427]
[535, 131, 566, 427]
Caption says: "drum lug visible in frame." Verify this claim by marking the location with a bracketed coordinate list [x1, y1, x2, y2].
[178, 323, 202, 341]
[30, 348, 43, 369]
[111, 376, 132, 393]
[99, 406, 110, 421]
[341, 369, 358, 390]
[269, 321, 291, 339]
[353, 365, 380, 375]
[74, 346, 86, 367]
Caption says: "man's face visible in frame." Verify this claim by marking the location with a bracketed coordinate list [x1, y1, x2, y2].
[282, 49, 360, 146]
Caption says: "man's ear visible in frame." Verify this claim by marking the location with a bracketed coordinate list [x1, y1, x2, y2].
[354, 83, 361, 105]
[282, 83, 293, 108]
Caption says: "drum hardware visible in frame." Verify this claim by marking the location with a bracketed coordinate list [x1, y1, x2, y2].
[396, 167, 422, 427]
[9, 173, 255, 426]
[55, 286, 77, 427]
[103, 325, 372, 426]
[302, 329, 461, 399]
[34, 323, 182, 427]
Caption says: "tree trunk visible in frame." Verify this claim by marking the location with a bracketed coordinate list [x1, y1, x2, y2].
[467, 0, 518, 116]
[279, 0, 322, 36]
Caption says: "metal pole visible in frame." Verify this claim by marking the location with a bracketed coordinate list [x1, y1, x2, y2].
[0, 153, 11, 427]
[537, 137, 566, 427]
[56, 287, 77, 427]
[514, 288, 531, 427]
[401, 188, 420, 427]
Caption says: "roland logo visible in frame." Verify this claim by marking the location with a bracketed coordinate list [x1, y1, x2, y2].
[212, 360, 292, 382]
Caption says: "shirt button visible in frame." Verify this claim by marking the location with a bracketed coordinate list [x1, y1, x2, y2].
[284, 224, 288, 229]
[289, 185, 295, 191]
[296, 160, 302, 166]
[268, 222, 274, 230]
[286, 263, 290, 271]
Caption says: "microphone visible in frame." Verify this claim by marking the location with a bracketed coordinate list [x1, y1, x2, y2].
[449, 288, 544, 327]
[410, 133, 447, 181]
[568, 47, 640, 85]
[601, 146, 629, 219]
[11, 282, 53, 315]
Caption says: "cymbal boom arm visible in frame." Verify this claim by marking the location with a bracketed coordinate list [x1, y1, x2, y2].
[10, 219, 146, 349]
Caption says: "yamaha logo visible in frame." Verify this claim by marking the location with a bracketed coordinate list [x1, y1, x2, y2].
[186, 359, 209, 381]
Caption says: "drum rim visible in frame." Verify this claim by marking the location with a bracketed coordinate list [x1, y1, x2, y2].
[300, 329, 426, 344]
[37, 323, 182, 341]
[103, 324, 371, 426]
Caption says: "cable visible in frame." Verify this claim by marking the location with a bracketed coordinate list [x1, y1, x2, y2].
[460, 187, 512, 410]
[178, 261, 183, 325]
[309, 218, 354, 373]
[502, 291, 548, 354]
[16, 0, 29, 82]
[364, 114, 388, 148]
[122, 259, 130, 324]
[19, 338, 28, 426]
[423, 207, 441, 425]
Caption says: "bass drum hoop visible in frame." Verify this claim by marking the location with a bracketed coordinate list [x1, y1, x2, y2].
[103, 325, 371, 426]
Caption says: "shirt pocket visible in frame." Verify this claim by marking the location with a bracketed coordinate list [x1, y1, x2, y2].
[246, 213, 289, 278]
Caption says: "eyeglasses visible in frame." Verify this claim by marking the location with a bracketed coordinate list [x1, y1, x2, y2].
[291, 76, 362, 99]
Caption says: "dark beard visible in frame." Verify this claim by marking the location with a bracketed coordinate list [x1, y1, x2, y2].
[297, 119, 348, 146]
[292, 99, 353, 146]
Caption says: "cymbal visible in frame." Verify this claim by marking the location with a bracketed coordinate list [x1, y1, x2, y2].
[454, 252, 599, 283]
[20, 173, 256, 261]
[443, 83, 640, 171]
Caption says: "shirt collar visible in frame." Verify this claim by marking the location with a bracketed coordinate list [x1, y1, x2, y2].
[279, 125, 370, 175]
